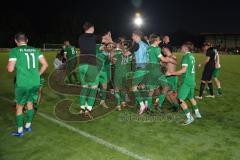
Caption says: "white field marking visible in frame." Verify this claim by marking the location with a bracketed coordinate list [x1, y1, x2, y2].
[0, 96, 151, 160]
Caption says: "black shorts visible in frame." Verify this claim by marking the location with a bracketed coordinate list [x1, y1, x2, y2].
[201, 66, 215, 81]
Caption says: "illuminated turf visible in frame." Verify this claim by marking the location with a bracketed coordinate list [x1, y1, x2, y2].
[0, 51, 240, 160]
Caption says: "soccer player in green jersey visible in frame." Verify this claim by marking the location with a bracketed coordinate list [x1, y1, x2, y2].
[112, 43, 132, 111]
[64, 41, 78, 84]
[167, 42, 201, 125]
[146, 34, 176, 113]
[96, 43, 111, 108]
[7, 33, 48, 136]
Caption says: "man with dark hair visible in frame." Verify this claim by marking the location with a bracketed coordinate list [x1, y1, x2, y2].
[78, 22, 98, 55]
[196, 42, 216, 99]
[78, 23, 112, 117]
[167, 42, 201, 125]
[160, 35, 172, 50]
[7, 33, 48, 136]
[146, 34, 176, 113]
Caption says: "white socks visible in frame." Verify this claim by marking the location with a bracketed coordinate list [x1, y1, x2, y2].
[18, 127, 23, 133]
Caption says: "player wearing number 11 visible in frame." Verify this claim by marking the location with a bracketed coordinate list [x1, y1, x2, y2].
[167, 42, 201, 125]
[7, 33, 48, 137]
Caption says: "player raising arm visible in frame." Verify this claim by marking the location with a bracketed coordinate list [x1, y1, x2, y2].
[167, 42, 201, 125]
[7, 33, 48, 137]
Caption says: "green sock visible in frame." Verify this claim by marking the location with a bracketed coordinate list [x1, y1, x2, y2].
[26, 109, 34, 123]
[192, 105, 199, 110]
[217, 88, 222, 94]
[133, 90, 142, 103]
[68, 75, 73, 83]
[73, 72, 78, 82]
[16, 114, 24, 129]
[114, 92, 121, 106]
[120, 91, 126, 102]
[100, 89, 107, 101]
[87, 88, 98, 107]
[183, 109, 191, 119]
[172, 103, 180, 109]
[34, 103, 39, 110]
[80, 87, 89, 106]
[158, 94, 166, 108]
[147, 97, 153, 110]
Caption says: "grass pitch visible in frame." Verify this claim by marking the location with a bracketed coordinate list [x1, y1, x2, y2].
[0, 51, 240, 160]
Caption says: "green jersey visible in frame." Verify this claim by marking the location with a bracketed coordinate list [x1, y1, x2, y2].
[114, 50, 132, 73]
[64, 45, 77, 60]
[147, 45, 161, 64]
[96, 46, 110, 72]
[8, 45, 43, 88]
[181, 52, 196, 86]
[114, 50, 131, 69]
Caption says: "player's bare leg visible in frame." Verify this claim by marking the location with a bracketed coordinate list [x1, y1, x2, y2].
[166, 91, 179, 112]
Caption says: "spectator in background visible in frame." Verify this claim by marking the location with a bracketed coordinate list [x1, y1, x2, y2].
[144, 35, 150, 45]
[160, 35, 172, 55]
[163, 35, 171, 45]
[54, 53, 65, 84]
[59, 45, 66, 63]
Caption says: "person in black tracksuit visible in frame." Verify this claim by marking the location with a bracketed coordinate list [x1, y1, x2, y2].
[196, 42, 217, 99]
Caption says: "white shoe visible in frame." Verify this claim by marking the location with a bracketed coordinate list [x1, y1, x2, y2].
[195, 96, 203, 100]
[183, 116, 194, 126]
[139, 105, 147, 115]
[195, 111, 202, 119]
[205, 95, 215, 98]
[85, 110, 93, 119]
[116, 105, 122, 111]
[100, 100, 108, 108]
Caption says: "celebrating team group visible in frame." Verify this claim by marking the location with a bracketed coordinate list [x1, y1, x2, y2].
[7, 22, 223, 137]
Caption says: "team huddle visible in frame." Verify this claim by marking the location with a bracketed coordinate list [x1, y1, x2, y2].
[7, 22, 223, 137]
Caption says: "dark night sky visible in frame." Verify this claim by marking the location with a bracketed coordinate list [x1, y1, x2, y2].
[0, 0, 240, 46]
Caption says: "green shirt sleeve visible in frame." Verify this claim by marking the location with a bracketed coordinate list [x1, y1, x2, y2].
[181, 55, 189, 67]
[9, 49, 17, 61]
[156, 47, 161, 58]
[37, 49, 43, 60]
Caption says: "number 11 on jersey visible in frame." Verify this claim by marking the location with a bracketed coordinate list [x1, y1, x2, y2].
[25, 53, 36, 69]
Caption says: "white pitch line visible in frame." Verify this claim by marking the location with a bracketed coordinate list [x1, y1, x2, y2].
[0, 96, 151, 160]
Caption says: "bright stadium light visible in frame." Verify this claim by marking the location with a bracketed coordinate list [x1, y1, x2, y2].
[134, 12, 143, 28]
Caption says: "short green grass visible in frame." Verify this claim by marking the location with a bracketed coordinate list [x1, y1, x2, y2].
[0, 51, 240, 160]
